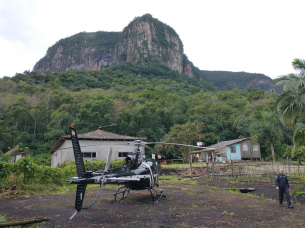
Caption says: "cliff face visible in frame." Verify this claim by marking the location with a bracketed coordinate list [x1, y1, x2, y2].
[246, 79, 275, 92]
[33, 14, 193, 77]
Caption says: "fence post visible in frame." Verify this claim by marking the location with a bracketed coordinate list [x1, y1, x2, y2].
[254, 164, 256, 181]
[189, 148, 193, 179]
[272, 160, 274, 175]
[231, 161, 233, 180]
[298, 160, 300, 180]
[247, 162, 249, 184]
[287, 156, 291, 185]
[207, 162, 209, 179]
[212, 162, 214, 180]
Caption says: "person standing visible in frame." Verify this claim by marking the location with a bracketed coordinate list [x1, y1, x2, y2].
[275, 169, 293, 208]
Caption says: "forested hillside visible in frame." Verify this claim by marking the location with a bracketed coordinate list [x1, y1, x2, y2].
[202, 70, 281, 92]
[0, 62, 293, 163]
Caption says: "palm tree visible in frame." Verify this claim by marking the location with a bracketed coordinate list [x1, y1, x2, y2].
[275, 58, 305, 149]
[249, 111, 283, 160]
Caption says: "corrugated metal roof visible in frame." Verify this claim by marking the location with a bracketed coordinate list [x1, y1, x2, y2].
[49, 130, 146, 154]
[196, 137, 250, 153]
[5, 146, 19, 155]
[210, 137, 250, 149]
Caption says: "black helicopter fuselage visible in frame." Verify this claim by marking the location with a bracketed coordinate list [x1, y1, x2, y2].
[70, 159, 159, 190]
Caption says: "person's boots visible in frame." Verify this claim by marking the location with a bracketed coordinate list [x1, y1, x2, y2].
[288, 204, 294, 209]
[279, 202, 283, 207]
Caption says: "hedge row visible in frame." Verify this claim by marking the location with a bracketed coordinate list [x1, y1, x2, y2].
[0, 157, 125, 185]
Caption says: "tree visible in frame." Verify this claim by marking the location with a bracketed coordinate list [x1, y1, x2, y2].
[249, 111, 283, 160]
[233, 115, 256, 138]
[31, 101, 49, 135]
[4, 97, 33, 132]
[155, 122, 205, 161]
[275, 58, 305, 149]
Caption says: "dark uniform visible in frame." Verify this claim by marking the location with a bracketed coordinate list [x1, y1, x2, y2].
[275, 173, 291, 206]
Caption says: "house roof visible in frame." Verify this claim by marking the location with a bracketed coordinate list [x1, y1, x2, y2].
[195, 137, 250, 154]
[210, 137, 250, 149]
[5, 146, 19, 155]
[49, 130, 146, 154]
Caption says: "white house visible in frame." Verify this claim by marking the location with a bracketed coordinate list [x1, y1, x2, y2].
[49, 129, 146, 167]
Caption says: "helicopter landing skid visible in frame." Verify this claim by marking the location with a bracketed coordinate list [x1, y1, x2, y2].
[111, 186, 130, 204]
[146, 188, 163, 204]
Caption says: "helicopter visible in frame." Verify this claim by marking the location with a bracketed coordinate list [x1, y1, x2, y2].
[68, 125, 213, 220]
[68, 125, 165, 220]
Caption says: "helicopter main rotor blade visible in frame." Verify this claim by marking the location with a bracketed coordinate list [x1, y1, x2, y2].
[98, 147, 112, 206]
[145, 142, 215, 149]
[144, 145, 166, 158]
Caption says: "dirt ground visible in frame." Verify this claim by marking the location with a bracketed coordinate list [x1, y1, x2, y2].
[1, 179, 305, 228]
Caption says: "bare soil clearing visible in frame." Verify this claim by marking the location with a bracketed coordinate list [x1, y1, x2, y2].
[1, 180, 305, 227]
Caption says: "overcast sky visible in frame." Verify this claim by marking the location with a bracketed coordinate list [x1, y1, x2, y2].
[1, 0, 305, 79]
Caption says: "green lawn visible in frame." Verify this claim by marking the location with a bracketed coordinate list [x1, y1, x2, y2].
[161, 163, 203, 168]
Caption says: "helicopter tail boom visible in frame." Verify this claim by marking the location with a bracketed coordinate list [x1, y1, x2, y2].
[69, 183, 87, 220]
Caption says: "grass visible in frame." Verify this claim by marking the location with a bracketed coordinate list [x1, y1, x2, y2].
[0, 214, 7, 222]
[162, 164, 190, 168]
[159, 175, 180, 182]
[205, 184, 219, 189]
[162, 163, 206, 168]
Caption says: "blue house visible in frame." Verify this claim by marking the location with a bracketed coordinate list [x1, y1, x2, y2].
[197, 137, 261, 162]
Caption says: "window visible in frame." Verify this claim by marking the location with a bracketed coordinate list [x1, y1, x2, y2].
[230, 146, 236, 153]
[243, 144, 248, 151]
[253, 145, 258, 151]
[118, 152, 128, 157]
[82, 152, 96, 158]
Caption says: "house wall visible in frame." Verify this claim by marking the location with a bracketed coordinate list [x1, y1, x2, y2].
[15, 154, 23, 162]
[51, 139, 145, 167]
[226, 143, 241, 160]
[199, 152, 208, 161]
[240, 140, 261, 159]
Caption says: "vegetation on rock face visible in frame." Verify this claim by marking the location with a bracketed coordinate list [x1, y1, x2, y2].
[36, 31, 121, 67]
[122, 14, 182, 49]
[202, 70, 282, 92]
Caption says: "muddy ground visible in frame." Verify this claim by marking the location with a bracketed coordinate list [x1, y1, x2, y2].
[1, 179, 305, 227]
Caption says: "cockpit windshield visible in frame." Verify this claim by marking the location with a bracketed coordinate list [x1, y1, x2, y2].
[125, 152, 142, 166]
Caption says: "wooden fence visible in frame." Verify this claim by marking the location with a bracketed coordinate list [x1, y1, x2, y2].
[203, 158, 305, 184]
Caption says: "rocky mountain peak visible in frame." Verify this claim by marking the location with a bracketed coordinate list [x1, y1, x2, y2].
[33, 14, 194, 77]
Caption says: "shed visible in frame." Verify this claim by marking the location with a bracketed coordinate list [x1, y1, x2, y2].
[3, 146, 27, 163]
[49, 129, 146, 167]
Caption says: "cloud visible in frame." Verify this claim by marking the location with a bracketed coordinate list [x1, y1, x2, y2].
[0, 1, 37, 46]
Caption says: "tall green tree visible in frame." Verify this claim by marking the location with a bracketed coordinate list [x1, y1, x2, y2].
[249, 111, 283, 160]
[4, 97, 33, 132]
[275, 58, 305, 149]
